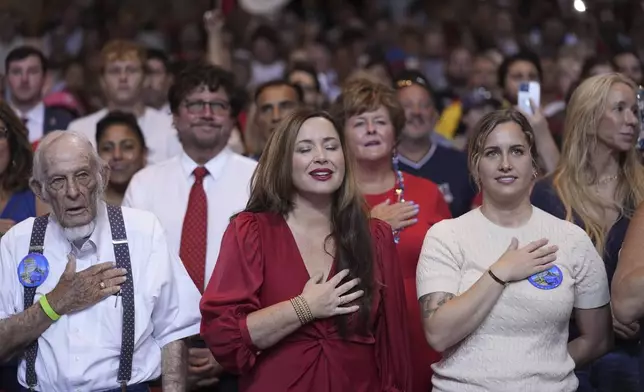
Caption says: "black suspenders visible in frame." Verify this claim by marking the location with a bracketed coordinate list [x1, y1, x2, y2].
[22, 205, 135, 391]
[23, 215, 47, 390]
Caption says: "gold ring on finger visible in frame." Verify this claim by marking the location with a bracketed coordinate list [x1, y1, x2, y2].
[99, 281, 106, 289]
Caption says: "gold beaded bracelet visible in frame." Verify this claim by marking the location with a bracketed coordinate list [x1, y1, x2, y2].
[290, 295, 315, 325]
[297, 296, 314, 322]
[294, 296, 312, 324]
[290, 297, 306, 324]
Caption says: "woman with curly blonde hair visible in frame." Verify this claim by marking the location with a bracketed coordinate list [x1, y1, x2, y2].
[532, 72, 644, 392]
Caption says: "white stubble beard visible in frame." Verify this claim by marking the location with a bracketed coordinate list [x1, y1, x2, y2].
[51, 184, 105, 243]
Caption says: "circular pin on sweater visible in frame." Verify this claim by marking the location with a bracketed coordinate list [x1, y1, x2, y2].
[17, 254, 50, 288]
[528, 265, 563, 290]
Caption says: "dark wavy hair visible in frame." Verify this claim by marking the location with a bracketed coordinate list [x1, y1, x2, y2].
[0, 101, 33, 192]
[245, 108, 374, 335]
[168, 62, 239, 117]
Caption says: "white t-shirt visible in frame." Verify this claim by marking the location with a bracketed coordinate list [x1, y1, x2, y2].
[67, 107, 181, 165]
[416, 207, 610, 392]
[249, 60, 286, 88]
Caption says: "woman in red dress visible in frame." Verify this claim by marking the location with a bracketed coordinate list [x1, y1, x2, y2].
[200, 109, 412, 392]
[333, 78, 452, 392]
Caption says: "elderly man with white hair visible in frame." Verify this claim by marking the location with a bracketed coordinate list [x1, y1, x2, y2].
[0, 130, 201, 392]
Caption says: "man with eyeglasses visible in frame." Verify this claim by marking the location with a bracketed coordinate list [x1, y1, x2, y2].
[68, 40, 180, 165]
[123, 63, 256, 392]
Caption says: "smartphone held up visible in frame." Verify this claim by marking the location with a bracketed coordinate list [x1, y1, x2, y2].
[517, 81, 541, 116]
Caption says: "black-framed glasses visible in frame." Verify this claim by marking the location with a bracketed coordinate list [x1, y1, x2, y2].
[183, 100, 231, 115]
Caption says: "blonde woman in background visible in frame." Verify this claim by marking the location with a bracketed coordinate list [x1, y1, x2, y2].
[531, 73, 644, 392]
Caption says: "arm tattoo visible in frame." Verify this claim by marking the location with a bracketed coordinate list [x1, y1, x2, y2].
[0, 304, 54, 363]
[419, 292, 455, 319]
[162, 340, 188, 392]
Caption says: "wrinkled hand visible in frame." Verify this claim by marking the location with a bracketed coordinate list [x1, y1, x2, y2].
[47, 254, 127, 315]
[203, 9, 225, 34]
[0, 218, 15, 235]
[491, 238, 558, 283]
[516, 99, 549, 135]
[613, 316, 640, 340]
[370, 200, 419, 230]
[301, 269, 363, 319]
[188, 347, 223, 388]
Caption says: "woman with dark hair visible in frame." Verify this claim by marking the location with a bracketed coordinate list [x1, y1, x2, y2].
[200, 108, 411, 391]
[418, 109, 612, 391]
[0, 101, 47, 236]
[333, 77, 451, 392]
[496, 52, 561, 173]
[96, 111, 147, 206]
[0, 100, 47, 391]
[580, 56, 615, 80]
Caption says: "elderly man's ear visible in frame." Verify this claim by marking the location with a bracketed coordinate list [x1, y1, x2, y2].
[29, 179, 51, 215]
[29, 178, 45, 202]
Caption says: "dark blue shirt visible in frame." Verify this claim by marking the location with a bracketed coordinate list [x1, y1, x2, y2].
[398, 144, 477, 217]
[531, 177, 636, 349]
[0, 188, 36, 223]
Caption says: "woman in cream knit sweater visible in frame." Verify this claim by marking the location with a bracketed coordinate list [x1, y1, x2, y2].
[416, 108, 613, 392]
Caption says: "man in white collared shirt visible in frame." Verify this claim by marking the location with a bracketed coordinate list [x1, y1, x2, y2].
[68, 40, 181, 165]
[123, 63, 256, 391]
[5, 46, 75, 147]
[143, 49, 173, 115]
[0, 130, 200, 391]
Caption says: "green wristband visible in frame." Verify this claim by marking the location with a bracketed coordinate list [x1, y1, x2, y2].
[39, 295, 61, 321]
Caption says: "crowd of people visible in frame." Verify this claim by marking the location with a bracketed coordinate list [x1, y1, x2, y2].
[1, 0, 644, 391]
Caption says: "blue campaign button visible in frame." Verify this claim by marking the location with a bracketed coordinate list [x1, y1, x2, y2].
[17, 253, 50, 288]
[528, 265, 563, 290]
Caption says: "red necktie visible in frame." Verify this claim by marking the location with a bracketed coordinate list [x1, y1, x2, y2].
[180, 167, 209, 292]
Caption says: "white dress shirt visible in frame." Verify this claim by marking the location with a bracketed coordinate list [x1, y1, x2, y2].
[0, 203, 202, 392]
[158, 102, 171, 116]
[13, 102, 45, 143]
[67, 107, 182, 165]
[123, 148, 257, 289]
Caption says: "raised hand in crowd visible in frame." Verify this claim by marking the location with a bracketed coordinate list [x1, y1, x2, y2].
[515, 100, 560, 173]
[203, 8, 225, 35]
